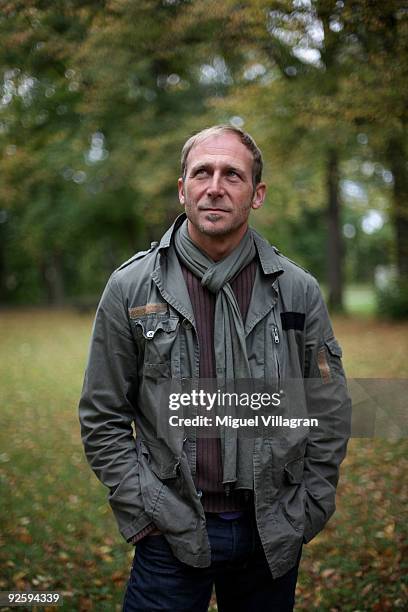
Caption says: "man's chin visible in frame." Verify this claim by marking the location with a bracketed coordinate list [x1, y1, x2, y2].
[197, 221, 232, 237]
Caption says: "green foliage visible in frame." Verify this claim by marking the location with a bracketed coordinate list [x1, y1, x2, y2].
[0, 1, 407, 304]
[376, 280, 408, 320]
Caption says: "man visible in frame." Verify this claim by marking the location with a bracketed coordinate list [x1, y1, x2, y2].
[79, 125, 351, 611]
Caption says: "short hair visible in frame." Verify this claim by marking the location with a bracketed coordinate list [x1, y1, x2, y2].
[180, 125, 263, 188]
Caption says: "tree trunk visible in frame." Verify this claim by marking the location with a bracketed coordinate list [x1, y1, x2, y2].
[326, 148, 344, 312]
[41, 252, 65, 305]
[387, 134, 408, 281]
[0, 225, 6, 303]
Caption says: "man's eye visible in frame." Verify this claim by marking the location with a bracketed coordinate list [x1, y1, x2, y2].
[194, 169, 207, 176]
[227, 170, 239, 178]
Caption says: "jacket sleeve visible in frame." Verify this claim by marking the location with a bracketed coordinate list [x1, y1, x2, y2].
[302, 278, 352, 543]
[78, 272, 152, 542]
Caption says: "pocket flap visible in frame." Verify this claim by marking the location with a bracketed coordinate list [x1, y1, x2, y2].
[134, 316, 179, 340]
[284, 456, 304, 484]
[324, 338, 342, 358]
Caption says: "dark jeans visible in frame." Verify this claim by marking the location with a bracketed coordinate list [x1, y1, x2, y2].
[123, 511, 301, 612]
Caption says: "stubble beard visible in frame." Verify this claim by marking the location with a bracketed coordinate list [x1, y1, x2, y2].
[185, 200, 252, 238]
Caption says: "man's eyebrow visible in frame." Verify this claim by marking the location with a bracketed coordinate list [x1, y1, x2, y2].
[225, 164, 244, 175]
[189, 162, 246, 175]
[189, 162, 210, 174]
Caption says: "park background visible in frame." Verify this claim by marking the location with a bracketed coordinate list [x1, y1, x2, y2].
[0, 1, 407, 610]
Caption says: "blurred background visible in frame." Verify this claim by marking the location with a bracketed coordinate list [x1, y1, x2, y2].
[0, 1, 407, 610]
[0, 0, 407, 315]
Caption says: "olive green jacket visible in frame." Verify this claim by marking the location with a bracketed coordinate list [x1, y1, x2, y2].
[79, 214, 351, 578]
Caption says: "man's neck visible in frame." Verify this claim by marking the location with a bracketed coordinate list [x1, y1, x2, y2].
[187, 221, 248, 261]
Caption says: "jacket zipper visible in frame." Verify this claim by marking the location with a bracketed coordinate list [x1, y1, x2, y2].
[271, 322, 281, 386]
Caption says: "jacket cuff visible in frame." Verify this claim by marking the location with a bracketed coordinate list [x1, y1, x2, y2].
[128, 523, 158, 544]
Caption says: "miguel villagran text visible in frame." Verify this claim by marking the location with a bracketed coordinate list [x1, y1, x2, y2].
[168, 415, 319, 429]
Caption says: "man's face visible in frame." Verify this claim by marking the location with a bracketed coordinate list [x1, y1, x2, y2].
[178, 132, 266, 239]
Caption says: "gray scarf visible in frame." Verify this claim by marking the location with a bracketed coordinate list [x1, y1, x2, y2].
[174, 219, 256, 492]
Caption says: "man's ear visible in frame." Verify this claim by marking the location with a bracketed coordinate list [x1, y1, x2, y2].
[251, 182, 266, 210]
[178, 177, 185, 205]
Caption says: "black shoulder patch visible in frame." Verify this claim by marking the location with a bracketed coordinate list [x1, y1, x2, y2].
[281, 312, 305, 331]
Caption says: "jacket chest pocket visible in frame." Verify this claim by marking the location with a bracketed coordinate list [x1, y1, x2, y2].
[131, 315, 179, 374]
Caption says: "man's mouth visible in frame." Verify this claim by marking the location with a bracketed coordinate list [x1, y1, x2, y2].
[199, 207, 230, 213]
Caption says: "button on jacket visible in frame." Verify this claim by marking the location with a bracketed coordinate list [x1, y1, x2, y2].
[79, 214, 351, 579]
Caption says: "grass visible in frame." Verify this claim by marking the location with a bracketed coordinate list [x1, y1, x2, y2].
[344, 285, 377, 317]
[319, 284, 377, 317]
[0, 306, 407, 611]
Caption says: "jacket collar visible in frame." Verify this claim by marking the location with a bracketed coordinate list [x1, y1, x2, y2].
[158, 212, 284, 277]
[158, 213, 185, 250]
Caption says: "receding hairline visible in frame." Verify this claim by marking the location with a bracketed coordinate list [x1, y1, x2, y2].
[180, 125, 263, 186]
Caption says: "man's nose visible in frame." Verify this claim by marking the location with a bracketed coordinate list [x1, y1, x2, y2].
[206, 173, 224, 198]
